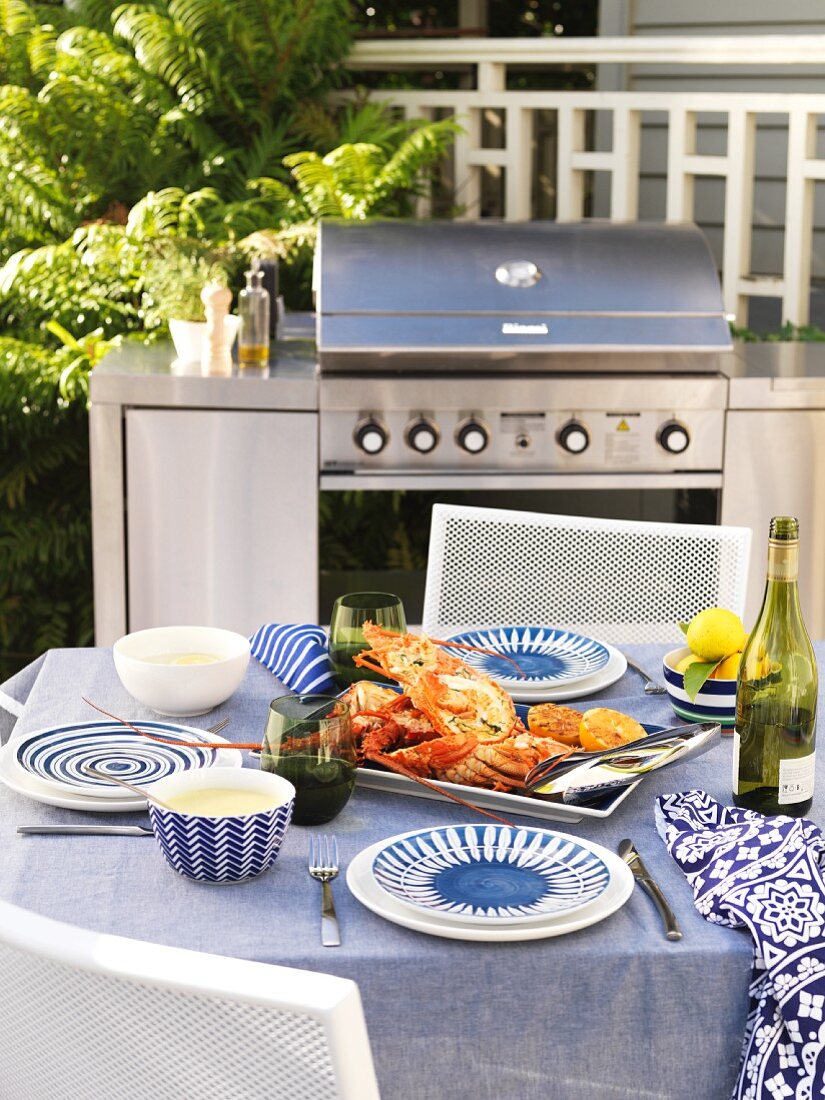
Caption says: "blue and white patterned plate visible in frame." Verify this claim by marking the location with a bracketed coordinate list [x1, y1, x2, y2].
[14, 720, 223, 798]
[444, 626, 610, 688]
[370, 824, 612, 925]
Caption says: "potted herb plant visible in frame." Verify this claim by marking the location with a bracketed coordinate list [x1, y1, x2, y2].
[141, 243, 238, 363]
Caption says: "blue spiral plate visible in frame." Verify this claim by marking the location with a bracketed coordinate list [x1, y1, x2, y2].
[15, 721, 216, 795]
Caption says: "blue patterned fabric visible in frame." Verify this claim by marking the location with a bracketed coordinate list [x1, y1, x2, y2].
[249, 624, 336, 693]
[657, 790, 825, 1100]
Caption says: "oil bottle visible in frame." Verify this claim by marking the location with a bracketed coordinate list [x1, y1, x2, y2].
[238, 258, 270, 367]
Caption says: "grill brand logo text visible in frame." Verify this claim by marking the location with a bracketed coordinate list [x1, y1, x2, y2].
[501, 322, 549, 335]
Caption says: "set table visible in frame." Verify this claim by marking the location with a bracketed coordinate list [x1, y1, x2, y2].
[1, 643, 806, 1100]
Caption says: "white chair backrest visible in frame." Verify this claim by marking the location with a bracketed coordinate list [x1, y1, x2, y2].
[423, 504, 752, 646]
[0, 899, 380, 1100]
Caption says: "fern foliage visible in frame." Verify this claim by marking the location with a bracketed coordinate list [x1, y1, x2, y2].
[0, 0, 354, 255]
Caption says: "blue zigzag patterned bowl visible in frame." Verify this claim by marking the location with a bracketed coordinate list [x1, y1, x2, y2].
[148, 770, 295, 883]
[371, 824, 611, 925]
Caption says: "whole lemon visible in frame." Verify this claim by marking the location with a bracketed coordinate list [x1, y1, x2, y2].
[710, 651, 742, 680]
[675, 653, 704, 674]
[685, 608, 747, 662]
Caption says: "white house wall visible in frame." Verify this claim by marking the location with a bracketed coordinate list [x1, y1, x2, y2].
[598, 0, 825, 280]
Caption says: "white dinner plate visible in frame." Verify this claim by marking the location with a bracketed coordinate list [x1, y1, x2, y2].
[504, 644, 627, 703]
[0, 729, 240, 813]
[347, 833, 633, 941]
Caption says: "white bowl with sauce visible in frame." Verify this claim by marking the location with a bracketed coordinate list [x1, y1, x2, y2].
[113, 625, 250, 716]
[147, 769, 295, 883]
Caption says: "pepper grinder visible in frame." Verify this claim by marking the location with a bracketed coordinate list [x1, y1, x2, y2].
[200, 283, 233, 376]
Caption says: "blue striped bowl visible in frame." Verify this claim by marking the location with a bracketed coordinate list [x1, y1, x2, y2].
[662, 647, 737, 728]
[148, 770, 295, 883]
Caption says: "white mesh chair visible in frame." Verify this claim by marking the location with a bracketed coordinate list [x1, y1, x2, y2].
[0, 899, 381, 1100]
[423, 504, 752, 646]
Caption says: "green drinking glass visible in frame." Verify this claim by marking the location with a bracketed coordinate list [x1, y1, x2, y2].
[328, 591, 407, 688]
[261, 694, 357, 826]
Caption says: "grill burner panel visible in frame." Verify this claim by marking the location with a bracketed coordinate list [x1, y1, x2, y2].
[320, 376, 727, 476]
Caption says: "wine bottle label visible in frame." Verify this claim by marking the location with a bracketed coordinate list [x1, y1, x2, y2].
[767, 541, 799, 581]
[731, 730, 741, 793]
[778, 753, 816, 805]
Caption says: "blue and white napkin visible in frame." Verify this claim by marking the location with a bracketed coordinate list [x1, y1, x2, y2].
[657, 790, 825, 1100]
[250, 624, 337, 694]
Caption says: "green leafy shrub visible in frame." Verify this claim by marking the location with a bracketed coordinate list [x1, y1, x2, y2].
[0, 0, 355, 256]
[0, 338, 96, 679]
[0, 4, 460, 675]
[730, 321, 825, 343]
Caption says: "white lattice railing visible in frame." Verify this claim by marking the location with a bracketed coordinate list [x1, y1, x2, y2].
[346, 36, 825, 328]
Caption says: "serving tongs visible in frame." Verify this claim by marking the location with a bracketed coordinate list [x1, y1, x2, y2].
[524, 721, 721, 804]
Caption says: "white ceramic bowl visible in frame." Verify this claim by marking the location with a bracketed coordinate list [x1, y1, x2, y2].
[662, 646, 737, 727]
[113, 626, 250, 716]
[148, 769, 295, 883]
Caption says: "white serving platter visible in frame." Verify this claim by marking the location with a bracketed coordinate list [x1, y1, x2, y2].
[354, 765, 638, 823]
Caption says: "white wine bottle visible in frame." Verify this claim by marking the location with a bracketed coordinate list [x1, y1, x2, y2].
[733, 516, 817, 816]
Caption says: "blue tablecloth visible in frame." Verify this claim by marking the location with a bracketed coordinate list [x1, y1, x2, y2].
[3, 644, 811, 1100]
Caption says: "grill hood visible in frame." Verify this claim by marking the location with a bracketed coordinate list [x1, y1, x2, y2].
[316, 219, 731, 373]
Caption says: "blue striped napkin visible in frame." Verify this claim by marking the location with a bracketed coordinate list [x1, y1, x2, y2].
[250, 624, 337, 694]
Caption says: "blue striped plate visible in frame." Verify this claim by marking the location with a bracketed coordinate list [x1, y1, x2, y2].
[370, 824, 611, 925]
[444, 626, 610, 688]
[14, 720, 223, 798]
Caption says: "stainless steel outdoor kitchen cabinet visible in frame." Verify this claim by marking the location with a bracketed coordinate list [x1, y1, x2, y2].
[89, 335, 319, 645]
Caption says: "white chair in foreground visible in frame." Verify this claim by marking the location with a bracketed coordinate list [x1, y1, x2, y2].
[423, 504, 752, 646]
[0, 898, 381, 1100]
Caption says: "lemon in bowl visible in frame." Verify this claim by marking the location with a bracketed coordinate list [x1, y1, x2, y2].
[684, 607, 747, 663]
[114, 625, 250, 716]
[662, 646, 737, 727]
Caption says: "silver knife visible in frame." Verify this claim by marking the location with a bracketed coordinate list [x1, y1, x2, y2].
[18, 825, 153, 836]
[618, 839, 683, 941]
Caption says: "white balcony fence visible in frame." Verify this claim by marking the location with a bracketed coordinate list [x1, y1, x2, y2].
[346, 36, 825, 328]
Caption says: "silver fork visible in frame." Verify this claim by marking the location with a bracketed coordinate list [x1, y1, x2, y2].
[308, 835, 341, 947]
[623, 655, 667, 695]
[206, 718, 230, 735]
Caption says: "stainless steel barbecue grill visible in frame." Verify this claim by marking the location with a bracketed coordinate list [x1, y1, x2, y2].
[317, 220, 730, 487]
[88, 218, 738, 640]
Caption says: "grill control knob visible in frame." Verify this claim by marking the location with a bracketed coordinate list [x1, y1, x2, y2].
[456, 419, 490, 455]
[354, 417, 389, 456]
[658, 420, 690, 455]
[557, 420, 590, 454]
[405, 417, 439, 454]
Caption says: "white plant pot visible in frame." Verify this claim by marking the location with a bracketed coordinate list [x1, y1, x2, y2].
[169, 316, 240, 364]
